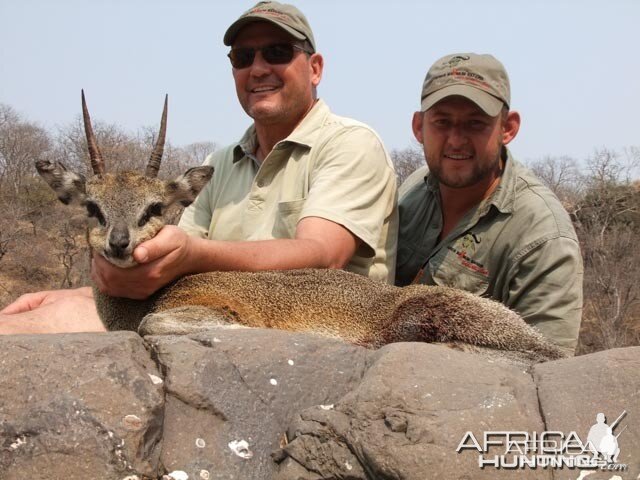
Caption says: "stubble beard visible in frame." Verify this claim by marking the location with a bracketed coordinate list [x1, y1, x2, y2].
[247, 94, 314, 130]
[428, 143, 504, 189]
[246, 100, 286, 124]
[247, 97, 308, 129]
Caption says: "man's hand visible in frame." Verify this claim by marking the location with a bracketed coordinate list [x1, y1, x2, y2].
[91, 218, 360, 299]
[91, 225, 193, 299]
[0, 287, 93, 315]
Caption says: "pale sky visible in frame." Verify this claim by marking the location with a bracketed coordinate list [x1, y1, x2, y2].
[1, 0, 638, 164]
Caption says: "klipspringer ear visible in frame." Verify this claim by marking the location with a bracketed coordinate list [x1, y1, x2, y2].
[35, 159, 87, 205]
[164, 166, 214, 207]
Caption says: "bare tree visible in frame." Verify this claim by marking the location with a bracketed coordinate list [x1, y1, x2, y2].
[56, 117, 151, 175]
[575, 148, 640, 354]
[153, 140, 217, 179]
[0, 104, 53, 196]
[528, 155, 584, 211]
[0, 227, 23, 262]
[574, 148, 640, 244]
[57, 222, 84, 288]
[390, 142, 424, 185]
[622, 146, 640, 182]
[0, 104, 20, 190]
[54, 120, 217, 182]
[181, 141, 217, 166]
[578, 225, 640, 352]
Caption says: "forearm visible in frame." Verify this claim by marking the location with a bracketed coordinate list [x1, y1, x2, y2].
[186, 237, 347, 273]
[0, 315, 47, 335]
[182, 216, 359, 274]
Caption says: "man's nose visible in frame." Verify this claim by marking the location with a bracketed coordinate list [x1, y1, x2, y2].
[249, 52, 271, 77]
[446, 124, 469, 149]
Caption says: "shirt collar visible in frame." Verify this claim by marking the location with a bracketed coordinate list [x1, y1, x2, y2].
[232, 125, 258, 163]
[232, 99, 330, 163]
[425, 172, 439, 193]
[483, 147, 517, 215]
[285, 98, 329, 146]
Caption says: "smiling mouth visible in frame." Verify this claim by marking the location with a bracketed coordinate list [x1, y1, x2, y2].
[444, 153, 474, 160]
[250, 85, 280, 94]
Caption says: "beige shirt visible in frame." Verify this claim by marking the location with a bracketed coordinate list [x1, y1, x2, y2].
[396, 151, 583, 354]
[179, 99, 398, 283]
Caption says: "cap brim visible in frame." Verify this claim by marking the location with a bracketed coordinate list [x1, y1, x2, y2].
[421, 85, 504, 116]
[224, 15, 307, 46]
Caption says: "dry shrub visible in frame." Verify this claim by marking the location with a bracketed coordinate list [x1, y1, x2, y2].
[576, 225, 640, 354]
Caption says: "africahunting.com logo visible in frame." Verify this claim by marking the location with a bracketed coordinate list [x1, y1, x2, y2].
[456, 410, 629, 472]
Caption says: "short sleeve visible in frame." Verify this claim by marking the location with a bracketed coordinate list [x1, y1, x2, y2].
[300, 126, 397, 257]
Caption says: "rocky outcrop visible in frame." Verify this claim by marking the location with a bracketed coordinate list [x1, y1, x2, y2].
[149, 330, 367, 479]
[0, 332, 164, 479]
[1, 330, 638, 480]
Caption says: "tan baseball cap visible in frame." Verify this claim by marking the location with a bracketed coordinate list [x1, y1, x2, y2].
[420, 53, 510, 116]
[223, 1, 316, 52]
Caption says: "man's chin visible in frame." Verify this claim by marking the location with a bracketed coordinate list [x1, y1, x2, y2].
[248, 105, 283, 122]
[439, 177, 476, 189]
[432, 167, 478, 189]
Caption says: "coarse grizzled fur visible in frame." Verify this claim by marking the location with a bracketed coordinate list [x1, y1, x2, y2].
[123, 268, 563, 363]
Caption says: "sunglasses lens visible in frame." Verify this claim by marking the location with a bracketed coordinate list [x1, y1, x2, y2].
[228, 48, 255, 69]
[228, 44, 298, 68]
[262, 44, 295, 64]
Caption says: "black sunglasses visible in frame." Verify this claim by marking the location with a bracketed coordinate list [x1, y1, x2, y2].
[227, 43, 311, 69]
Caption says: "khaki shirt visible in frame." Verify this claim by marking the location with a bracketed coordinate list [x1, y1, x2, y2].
[396, 150, 583, 353]
[179, 99, 398, 283]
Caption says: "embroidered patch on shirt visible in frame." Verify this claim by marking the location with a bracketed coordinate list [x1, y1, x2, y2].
[447, 233, 489, 277]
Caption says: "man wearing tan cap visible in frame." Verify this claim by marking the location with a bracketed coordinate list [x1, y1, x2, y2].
[0, 1, 397, 333]
[395, 53, 583, 355]
[176, 1, 396, 285]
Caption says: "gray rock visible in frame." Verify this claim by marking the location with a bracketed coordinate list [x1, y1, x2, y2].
[2, 328, 638, 480]
[147, 328, 370, 480]
[0, 332, 164, 480]
[276, 342, 551, 480]
[534, 347, 640, 479]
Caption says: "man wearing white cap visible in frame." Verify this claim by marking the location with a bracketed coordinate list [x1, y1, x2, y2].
[396, 53, 583, 355]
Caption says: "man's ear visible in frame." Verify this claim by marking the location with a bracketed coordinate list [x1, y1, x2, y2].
[309, 53, 324, 88]
[412, 111, 425, 144]
[502, 110, 521, 145]
[35, 159, 87, 205]
[165, 166, 214, 207]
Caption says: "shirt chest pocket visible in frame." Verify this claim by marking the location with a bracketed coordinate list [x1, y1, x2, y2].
[429, 248, 489, 296]
[272, 199, 306, 239]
